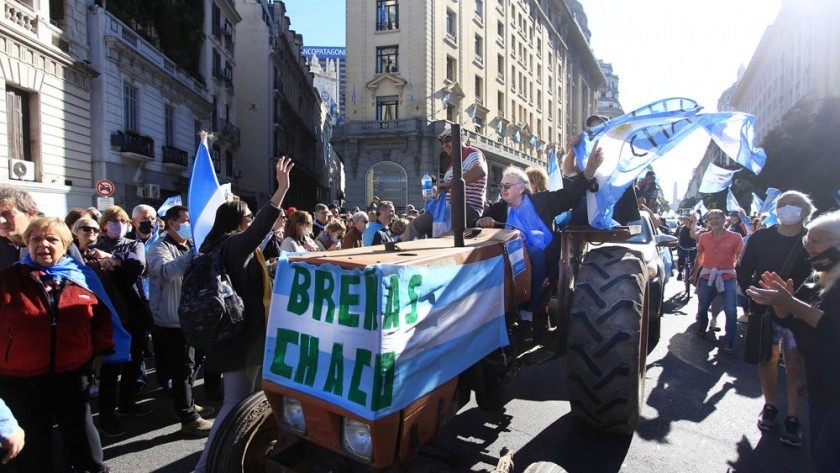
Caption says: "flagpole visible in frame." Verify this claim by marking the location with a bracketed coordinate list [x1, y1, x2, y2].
[451, 124, 465, 248]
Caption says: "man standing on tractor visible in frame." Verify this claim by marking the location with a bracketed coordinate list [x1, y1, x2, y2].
[401, 126, 487, 241]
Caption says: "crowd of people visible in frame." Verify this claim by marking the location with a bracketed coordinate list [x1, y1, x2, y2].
[0, 117, 837, 471]
[675, 189, 840, 470]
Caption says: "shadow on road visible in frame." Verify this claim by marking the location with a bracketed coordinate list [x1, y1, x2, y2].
[637, 326, 763, 443]
[512, 413, 631, 473]
[727, 432, 814, 473]
[151, 452, 202, 472]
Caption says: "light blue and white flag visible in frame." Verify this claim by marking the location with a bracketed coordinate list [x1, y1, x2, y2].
[157, 195, 182, 217]
[529, 135, 538, 148]
[751, 192, 764, 216]
[705, 113, 766, 174]
[496, 118, 504, 136]
[835, 189, 840, 207]
[409, 81, 416, 102]
[513, 130, 521, 143]
[726, 189, 741, 213]
[572, 97, 766, 229]
[263, 254, 508, 420]
[440, 92, 451, 112]
[424, 191, 451, 237]
[699, 163, 738, 194]
[759, 187, 780, 214]
[188, 135, 226, 252]
[692, 198, 708, 216]
[351, 85, 356, 105]
[547, 146, 563, 191]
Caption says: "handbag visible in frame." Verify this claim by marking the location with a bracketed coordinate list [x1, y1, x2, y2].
[742, 234, 804, 364]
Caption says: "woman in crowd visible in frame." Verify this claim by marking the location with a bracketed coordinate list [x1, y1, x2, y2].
[72, 216, 100, 253]
[524, 166, 549, 194]
[746, 210, 840, 472]
[314, 219, 346, 251]
[88, 205, 152, 437]
[194, 157, 293, 473]
[476, 149, 602, 345]
[280, 211, 319, 253]
[0, 217, 114, 472]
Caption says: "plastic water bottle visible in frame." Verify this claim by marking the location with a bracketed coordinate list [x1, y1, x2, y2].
[421, 172, 433, 199]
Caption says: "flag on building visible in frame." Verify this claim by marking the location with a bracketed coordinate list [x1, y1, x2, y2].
[699, 162, 738, 194]
[529, 135, 537, 148]
[188, 134, 227, 253]
[409, 81, 416, 102]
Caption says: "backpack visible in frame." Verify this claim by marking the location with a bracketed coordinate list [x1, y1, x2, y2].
[178, 243, 245, 349]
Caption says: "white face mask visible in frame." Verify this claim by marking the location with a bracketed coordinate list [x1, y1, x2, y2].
[776, 205, 802, 225]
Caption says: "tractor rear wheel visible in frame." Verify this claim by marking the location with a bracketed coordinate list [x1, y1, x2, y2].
[206, 391, 281, 472]
[566, 246, 648, 434]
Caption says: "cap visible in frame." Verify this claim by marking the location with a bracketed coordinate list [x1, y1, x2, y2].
[728, 210, 740, 217]
[585, 115, 609, 127]
[328, 203, 339, 210]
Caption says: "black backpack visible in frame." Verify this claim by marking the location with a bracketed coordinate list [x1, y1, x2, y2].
[178, 243, 245, 349]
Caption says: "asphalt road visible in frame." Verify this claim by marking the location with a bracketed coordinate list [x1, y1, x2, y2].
[96, 280, 815, 473]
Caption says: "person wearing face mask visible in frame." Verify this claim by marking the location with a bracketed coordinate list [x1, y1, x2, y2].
[87, 206, 153, 437]
[280, 211, 319, 253]
[737, 191, 815, 447]
[746, 209, 840, 472]
[146, 206, 216, 436]
[314, 219, 346, 251]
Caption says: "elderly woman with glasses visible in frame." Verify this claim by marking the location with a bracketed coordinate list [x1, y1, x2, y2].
[475, 150, 603, 346]
[72, 216, 100, 252]
[341, 211, 368, 249]
[747, 210, 840, 472]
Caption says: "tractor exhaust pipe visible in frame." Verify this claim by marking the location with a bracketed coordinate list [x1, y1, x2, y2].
[450, 124, 466, 247]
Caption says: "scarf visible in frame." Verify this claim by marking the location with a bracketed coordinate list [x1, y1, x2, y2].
[506, 194, 553, 251]
[18, 254, 131, 364]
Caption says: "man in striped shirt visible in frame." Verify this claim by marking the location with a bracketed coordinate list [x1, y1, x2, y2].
[401, 126, 487, 240]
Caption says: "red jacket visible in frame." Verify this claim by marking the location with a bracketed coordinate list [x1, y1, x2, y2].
[0, 264, 114, 377]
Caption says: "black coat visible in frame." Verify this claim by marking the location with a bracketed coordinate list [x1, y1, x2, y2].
[479, 174, 589, 230]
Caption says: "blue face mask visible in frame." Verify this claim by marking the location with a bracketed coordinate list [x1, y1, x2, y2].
[175, 222, 192, 241]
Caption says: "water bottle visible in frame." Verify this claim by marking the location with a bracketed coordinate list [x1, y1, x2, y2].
[421, 172, 433, 199]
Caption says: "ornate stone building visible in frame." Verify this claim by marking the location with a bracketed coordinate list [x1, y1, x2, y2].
[596, 59, 623, 119]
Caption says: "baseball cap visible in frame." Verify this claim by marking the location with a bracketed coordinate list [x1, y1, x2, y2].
[585, 115, 609, 127]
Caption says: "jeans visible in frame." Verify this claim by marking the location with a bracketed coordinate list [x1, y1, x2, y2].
[696, 277, 738, 344]
[194, 365, 261, 473]
[98, 326, 146, 416]
[526, 246, 548, 340]
[0, 367, 108, 473]
[809, 397, 840, 472]
[153, 326, 199, 424]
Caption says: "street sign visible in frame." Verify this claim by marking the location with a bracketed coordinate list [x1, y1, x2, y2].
[95, 179, 115, 197]
[97, 196, 114, 210]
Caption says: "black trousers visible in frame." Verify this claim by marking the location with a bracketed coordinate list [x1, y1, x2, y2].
[152, 326, 199, 424]
[0, 367, 108, 473]
[98, 326, 146, 417]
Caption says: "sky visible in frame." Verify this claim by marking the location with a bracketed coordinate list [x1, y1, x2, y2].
[282, 0, 782, 207]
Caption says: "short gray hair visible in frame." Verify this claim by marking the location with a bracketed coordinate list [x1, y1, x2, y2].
[350, 211, 368, 223]
[132, 204, 156, 219]
[0, 185, 38, 215]
[777, 190, 816, 222]
[502, 166, 530, 194]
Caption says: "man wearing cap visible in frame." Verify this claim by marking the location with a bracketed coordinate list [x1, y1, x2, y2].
[401, 126, 488, 240]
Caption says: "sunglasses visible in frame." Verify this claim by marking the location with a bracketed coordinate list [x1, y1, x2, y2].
[80, 226, 100, 233]
[501, 182, 520, 190]
[243, 214, 255, 221]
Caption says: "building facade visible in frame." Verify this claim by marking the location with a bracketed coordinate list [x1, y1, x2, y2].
[87, 0, 241, 211]
[303, 46, 346, 123]
[0, 0, 97, 216]
[596, 59, 623, 119]
[332, 0, 604, 210]
[731, 0, 840, 143]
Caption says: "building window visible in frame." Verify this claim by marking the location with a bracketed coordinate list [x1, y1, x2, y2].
[446, 56, 457, 82]
[376, 45, 399, 73]
[123, 83, 138, 132]
[5, 86, 32, 162]
[446, 9, 457, 40]
[376, 0, 399, 30]
[212, 50, 222, 79]
[376, 95, 398, 122]
[497, 54, 504, 78]
[225, 150, 233, 177]
[474, 34, 483, 60]
[164, 105, 175, 147]
[475, 0, 483, 19]
[366, 162, 407, 211]
[475, 75, 483, 103]
[446, 104, 456, 122]
[497, 20, 504, 39]
[498, 91, 504, 115]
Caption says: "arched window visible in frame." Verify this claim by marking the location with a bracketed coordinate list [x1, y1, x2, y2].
[366, 162, 407, 211]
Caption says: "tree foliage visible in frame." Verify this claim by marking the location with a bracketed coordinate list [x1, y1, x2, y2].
[757, 96, 840, 212]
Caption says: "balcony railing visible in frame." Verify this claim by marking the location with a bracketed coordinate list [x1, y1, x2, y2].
[376, 20, 398, 31]
[111, 131, 154, 158]
[216, 122, 241, 146]
[162, 145, 188, 167]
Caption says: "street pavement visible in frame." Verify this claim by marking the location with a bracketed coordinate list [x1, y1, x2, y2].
[98, 280, 816, 472]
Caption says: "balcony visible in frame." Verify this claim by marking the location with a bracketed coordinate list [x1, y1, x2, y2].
[215, 122, 241, 147]
[376, 20, 398, 31]
[111, 131, 155, 162]
[162, 145, 189, 168]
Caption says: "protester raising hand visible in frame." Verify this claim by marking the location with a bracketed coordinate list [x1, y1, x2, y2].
[271, 156, 294, 208]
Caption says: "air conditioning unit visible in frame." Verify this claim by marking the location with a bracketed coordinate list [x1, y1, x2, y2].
[8, 159, 35, 181]
[143, 183, 160, 200]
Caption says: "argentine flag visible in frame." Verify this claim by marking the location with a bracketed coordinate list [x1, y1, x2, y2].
[699, 163, 738, 194]
[188, 135, 226, 252]
[572, 97, 766, 229]
[751, 192, 764, 216]
[547, 146, 563, 191]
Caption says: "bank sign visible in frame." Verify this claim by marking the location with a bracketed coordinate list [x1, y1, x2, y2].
[300, 46, 346, 59]
[263, 255, 508, 420]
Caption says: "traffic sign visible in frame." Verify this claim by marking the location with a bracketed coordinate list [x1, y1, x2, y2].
[96, 179, 115, 197]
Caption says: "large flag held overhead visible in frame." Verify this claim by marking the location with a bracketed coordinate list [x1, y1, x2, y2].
[759, 187, 781, 214]
[751, 192, 764, 216]
[547, 146, 563, 191]
[699, 163, 738, 194]
[572, 97, 766, 229]
[188, 134, 227, 253]
[726, 189, 741, 213]
[692, 198, 708, 216]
